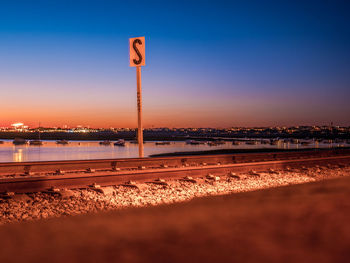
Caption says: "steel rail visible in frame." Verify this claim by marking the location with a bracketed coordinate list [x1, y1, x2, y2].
[0, 148, 349, 175]
[0, 154, 349, 193]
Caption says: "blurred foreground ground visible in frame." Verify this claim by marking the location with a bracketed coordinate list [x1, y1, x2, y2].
[1, 176, 350, 263]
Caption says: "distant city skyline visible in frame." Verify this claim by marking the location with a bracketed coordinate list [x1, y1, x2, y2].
[1, 1, 350, 128]
[1, 122, 348, 130]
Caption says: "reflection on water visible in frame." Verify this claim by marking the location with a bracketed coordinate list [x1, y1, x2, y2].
[0, 140, 347, 163]
[13, 148, 23, 162]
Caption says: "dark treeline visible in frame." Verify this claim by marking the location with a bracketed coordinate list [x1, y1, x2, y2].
[0, 128, 350, 141]
[0, 131, 135, 141]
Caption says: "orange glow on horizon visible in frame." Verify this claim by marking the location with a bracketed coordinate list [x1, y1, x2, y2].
[1, 79, 349, 128]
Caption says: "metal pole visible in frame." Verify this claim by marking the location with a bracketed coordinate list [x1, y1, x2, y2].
[136, 66, 144, 157]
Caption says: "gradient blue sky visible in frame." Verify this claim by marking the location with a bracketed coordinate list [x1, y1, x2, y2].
[0, 0, 349, 128]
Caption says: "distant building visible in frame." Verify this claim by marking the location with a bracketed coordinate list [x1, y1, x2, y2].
[11, 122, 28, 131]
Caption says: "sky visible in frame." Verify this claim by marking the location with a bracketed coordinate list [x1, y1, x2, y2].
[0, 0, 349, 128]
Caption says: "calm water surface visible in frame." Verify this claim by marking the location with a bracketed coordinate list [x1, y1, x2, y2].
[0, 140, 347, 163]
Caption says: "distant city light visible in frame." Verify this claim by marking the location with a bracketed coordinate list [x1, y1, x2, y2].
[11, 122, 24, 127]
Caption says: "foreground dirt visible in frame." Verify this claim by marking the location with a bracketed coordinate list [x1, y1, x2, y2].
[1, 164, 349, 224]
[0, 173, 350, 262]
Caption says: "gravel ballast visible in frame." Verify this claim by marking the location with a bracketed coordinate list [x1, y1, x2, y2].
[1, 165, 349, 224]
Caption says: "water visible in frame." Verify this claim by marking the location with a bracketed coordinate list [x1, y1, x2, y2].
[0, 139, 348, 163]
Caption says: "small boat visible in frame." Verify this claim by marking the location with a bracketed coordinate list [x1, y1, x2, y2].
[246, 140, 258, 145]
[30, 125, 43, 145]
[99, 140, 111, 146]
[29, 140, 43, 146]
[291, 139, 299, 144]
[155, 141, 171, 145]
[114, 139, 125, 146]
[13, 138, 27, 145]
[56, 140, 69, 145]
[270, 140, 279, 145]
[186, 140, 206, 145]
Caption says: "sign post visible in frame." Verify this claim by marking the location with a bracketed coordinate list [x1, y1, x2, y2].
[129, 37, 145, 158]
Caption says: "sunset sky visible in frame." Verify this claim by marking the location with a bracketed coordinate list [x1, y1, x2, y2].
[0, 0, 349, 128]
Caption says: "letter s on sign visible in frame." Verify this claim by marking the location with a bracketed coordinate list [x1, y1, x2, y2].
[133, 39, 143, 65]
[129, 37, 145, 67]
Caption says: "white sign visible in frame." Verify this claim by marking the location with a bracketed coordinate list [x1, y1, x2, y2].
[129, 37, 145, 67]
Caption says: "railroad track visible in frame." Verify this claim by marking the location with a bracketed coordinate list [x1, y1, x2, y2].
[0, 149, 350, 193]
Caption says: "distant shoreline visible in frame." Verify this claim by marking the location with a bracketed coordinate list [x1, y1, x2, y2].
[0, 131, 349, 141]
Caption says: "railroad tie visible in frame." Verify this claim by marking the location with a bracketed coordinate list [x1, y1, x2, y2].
[206, 174, 220, 181]
[90, 184, 115, 196]
[180, 176, 197, 183]
[249, 170, 260, 177]
[46, 186, 61, 194]
[111, 161, 118, 171]
[24, 165, 33, 176]
[86, 168, 96, 173]
[121, 181, 139, 189]
[55, 169, 65, 175]
[147, 178, 168, 186]
[267, 168, 279, 174]
[228, 172, 240, 179]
